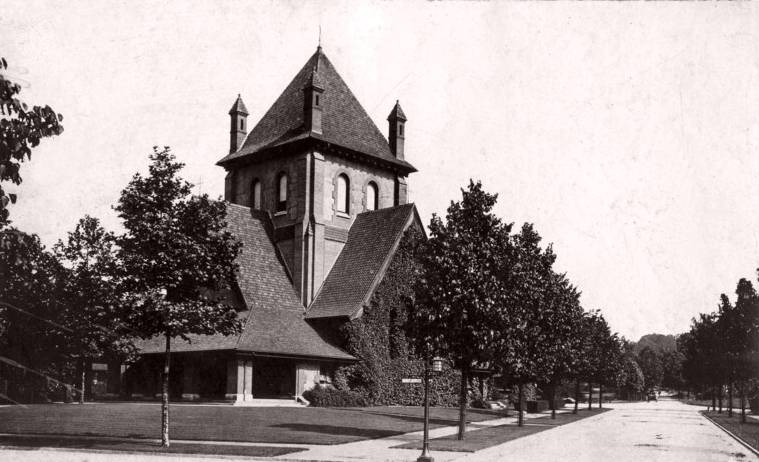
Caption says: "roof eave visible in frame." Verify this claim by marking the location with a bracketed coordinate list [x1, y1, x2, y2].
[217, 136, 417, 175]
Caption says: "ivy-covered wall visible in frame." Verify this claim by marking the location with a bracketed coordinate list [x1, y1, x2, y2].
[333, 226, 462, 406]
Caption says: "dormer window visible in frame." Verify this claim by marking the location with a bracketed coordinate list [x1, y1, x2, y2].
[315, 94, 320, 107]
[336, 174, 349, 214]
[366, 181, 378, 211]
[276, 173, 288, 212]
[399, 124, 403, 137]
[251, 179, 261, 209]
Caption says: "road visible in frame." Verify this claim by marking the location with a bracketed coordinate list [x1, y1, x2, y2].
[0, 399, 755, 461]
[460, 399, 756, 462]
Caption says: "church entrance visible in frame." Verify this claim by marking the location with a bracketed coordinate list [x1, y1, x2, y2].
[252, 357, 295, 398]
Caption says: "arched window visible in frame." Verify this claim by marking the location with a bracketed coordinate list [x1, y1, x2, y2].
[251, 179, 261, 209]
[336, 174, 349, 214]
[366, 181, 378, 211]
[276, 173, 288, 212]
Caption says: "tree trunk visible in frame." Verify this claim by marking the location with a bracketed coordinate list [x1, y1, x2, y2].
[711, 386, 716, 412]
[741, 386, 746, 424]
[162, 332, 171, 448]
[588, 382, 592, 410]
[79, 358, 86, 404]
[517, 382, 524, 427]
[718, 385, 723, 413]
[727, 384, 732, 417]
[573, 380, 579, 414]
[598, 384, 603, 409]
[550, 384, 556, 419]
[457, 369, 467, 440]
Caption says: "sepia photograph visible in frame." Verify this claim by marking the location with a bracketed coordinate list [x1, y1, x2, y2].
[1, 1, 758, 461]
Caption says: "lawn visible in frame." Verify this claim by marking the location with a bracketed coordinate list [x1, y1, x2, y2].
[394, 408, 610, 452]
[702, 411, 759, 453]
[0, 403, 504, 445]
[0, 434, 304, 457]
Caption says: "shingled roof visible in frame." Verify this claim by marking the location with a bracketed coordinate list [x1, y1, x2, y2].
[138, 203, 354, 361]
[306, 204, 420, 320]
[216, 48, 415, 173]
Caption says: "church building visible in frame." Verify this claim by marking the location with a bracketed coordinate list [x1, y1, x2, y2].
[129, 46, 424, 403]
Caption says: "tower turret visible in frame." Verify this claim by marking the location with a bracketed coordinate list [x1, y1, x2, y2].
[229, 94, 249, 154]
[303, 63, 325, 135]
[387, 100, 406, 160]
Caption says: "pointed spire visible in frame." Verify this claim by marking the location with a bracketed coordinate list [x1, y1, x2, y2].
[228, 94, 249, 116]
[387, 100, 406, 122]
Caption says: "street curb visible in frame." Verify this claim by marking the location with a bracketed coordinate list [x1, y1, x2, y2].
[701, 411, 759, 458]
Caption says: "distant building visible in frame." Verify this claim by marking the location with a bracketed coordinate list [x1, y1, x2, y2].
[127, 47, 423, 403]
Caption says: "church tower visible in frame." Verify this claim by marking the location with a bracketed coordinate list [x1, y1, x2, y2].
[217, 47, 417, 306]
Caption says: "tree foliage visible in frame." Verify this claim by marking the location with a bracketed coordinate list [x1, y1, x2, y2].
[410, 180, 512, 438]
[0, 57, 63, 226]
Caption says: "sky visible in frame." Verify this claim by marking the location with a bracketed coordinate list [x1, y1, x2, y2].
[3, 1, 758, 341]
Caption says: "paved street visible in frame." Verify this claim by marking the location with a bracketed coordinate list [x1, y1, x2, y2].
[461, 399, 757, 462]
[0, 399, 755, 461]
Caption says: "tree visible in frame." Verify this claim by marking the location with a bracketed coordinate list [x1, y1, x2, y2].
[0, 57, 63, 226]
[54, 216, 134, 403]
[411, 180, 512, 440]
[114, 147, 242, 447]
[579, 311, 621, 409]
[637, 347, 663, 393]
[497, 223, 584, 423]
[0, 228, 70, 403]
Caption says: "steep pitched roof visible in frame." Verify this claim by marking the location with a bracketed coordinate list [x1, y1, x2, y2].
[216, 48, 415, 173]
[306, 204, 419, 320]
[138, 203, 354, 361]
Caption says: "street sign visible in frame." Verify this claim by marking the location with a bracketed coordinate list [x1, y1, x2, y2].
[401, 378, 422, 384]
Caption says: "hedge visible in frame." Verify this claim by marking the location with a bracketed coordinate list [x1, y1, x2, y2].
[302, 386, 368, 407]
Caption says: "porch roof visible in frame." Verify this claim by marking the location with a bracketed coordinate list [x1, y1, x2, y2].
[136, 203, 354, 362]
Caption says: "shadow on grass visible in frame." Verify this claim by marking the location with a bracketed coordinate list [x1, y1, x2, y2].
[0, 435, 304, 457]
[271, 423, 401, 439]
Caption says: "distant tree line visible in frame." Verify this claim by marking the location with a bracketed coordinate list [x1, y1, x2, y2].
[678, 276, 759, 423]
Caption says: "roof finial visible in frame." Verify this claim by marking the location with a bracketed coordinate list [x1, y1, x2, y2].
[317, 25, 322, 52]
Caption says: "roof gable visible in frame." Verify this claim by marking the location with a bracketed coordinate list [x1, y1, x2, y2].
[217, 48, 415, 173]
[306, 204, 421, 320]
[137, 203, 354, 361]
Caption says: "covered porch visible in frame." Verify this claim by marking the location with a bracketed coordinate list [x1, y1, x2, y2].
[123, 350, 344, 404]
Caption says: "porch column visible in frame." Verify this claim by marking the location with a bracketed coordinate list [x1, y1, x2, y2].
[226, 358, 254, 403]
[244, 360, 253, 401]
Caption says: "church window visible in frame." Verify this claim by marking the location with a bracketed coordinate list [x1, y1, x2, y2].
[277, 173, 288, 212]
[315, 94, 320, 107]
[366, 181, 378, 211]
[240, 119, 244, 130]
[251, 179, 261, 209]
[336, 174, 349, 214]
[399, 124, 404, 136]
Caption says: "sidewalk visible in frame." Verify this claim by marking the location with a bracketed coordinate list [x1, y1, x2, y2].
[279, 408, 580, 462]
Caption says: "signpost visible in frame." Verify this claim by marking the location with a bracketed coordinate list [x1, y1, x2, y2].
[402, 378, 422, 384]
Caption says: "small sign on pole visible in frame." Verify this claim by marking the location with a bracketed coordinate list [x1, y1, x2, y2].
[401, 378, 422, 384]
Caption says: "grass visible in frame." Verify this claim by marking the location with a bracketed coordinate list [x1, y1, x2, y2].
[0, 434, 304, 457]
[702, 410, 759, 453]
[0, 403, 504, 445]
[394, 408, 610, 452]
[683, 398, 744, 409]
